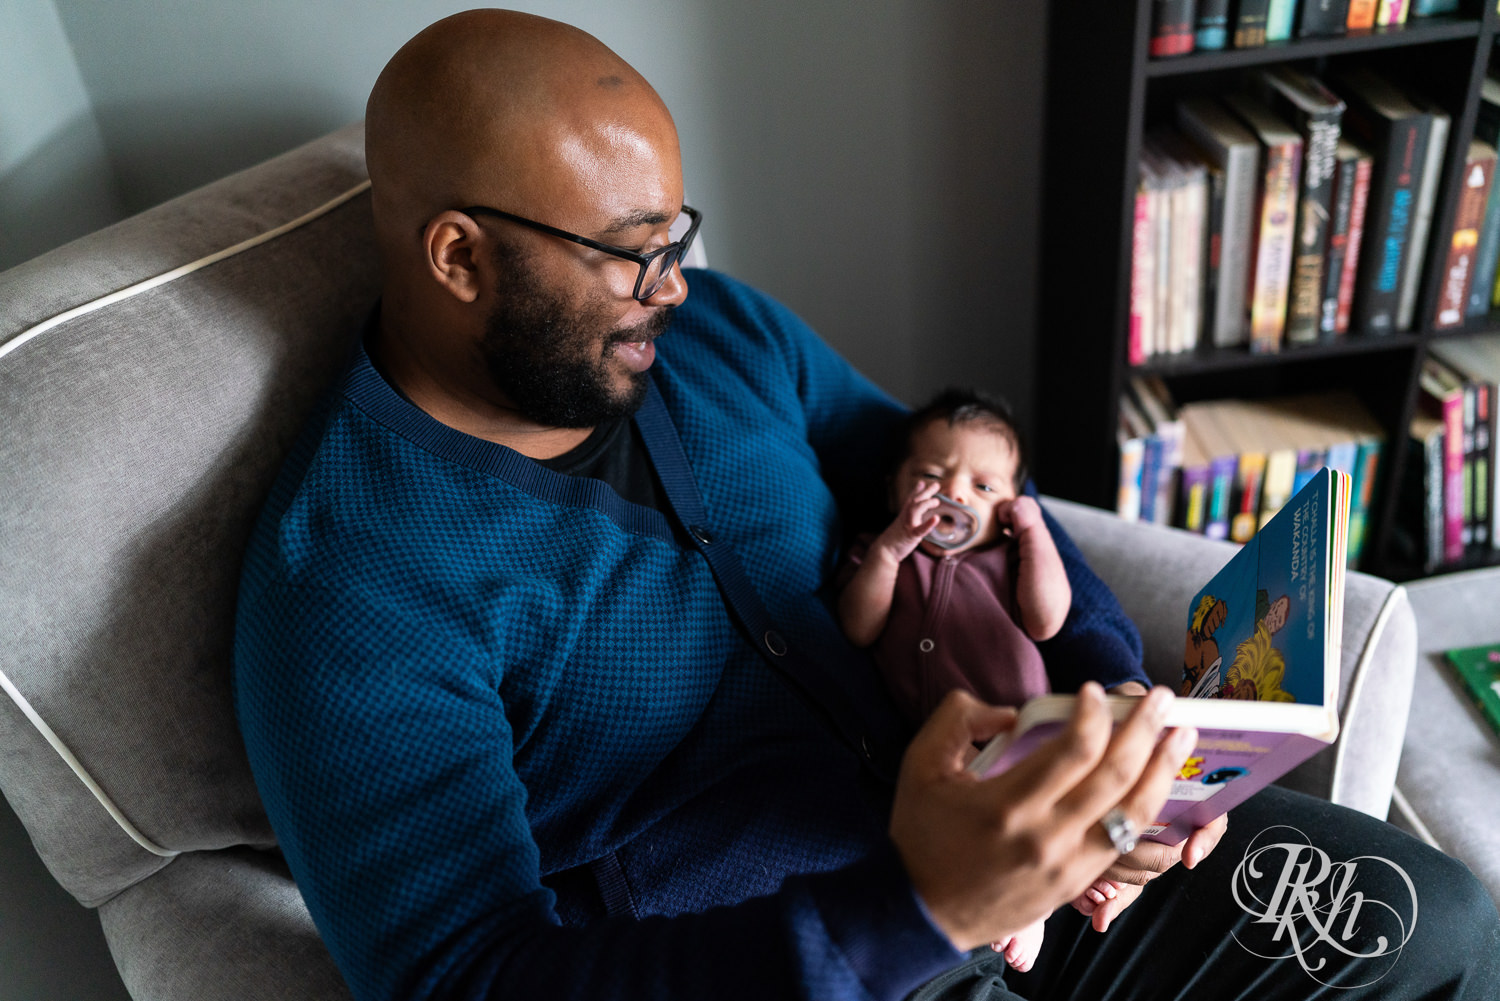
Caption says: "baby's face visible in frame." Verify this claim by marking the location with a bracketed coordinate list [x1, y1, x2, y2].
[893, 419, 1020, 555]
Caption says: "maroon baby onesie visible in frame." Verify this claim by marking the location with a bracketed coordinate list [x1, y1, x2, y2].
[843, 535, 1050, 727]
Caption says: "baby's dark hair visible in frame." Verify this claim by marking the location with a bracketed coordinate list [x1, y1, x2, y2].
[893, 387, 1028, 491]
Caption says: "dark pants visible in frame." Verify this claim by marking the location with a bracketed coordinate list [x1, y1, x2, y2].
[913, 785, 1500, 1000]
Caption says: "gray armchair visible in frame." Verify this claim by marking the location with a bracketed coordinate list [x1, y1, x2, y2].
[0, 124, 1418, 1000]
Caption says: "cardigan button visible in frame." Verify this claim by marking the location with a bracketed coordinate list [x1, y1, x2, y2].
[764, 630, 788, 656]
[689, 524, 714, 546]
[919, 638, 935, 653]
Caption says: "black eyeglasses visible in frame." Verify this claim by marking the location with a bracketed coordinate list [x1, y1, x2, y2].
[460, 204, 702, 302]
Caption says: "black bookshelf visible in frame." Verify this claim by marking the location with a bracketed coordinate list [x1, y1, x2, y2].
[1035, 0, 1500, 580]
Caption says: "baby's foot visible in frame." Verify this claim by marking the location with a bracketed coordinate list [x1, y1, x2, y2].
[991, 918, 1045, 973]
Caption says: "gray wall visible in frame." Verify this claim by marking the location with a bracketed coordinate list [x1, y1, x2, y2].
[0, 0, 124, 269]
[9, 0, 1044, 415]
[0, 4, 1045, 999]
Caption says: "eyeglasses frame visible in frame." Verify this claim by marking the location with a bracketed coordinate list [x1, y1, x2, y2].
[458, 203, 702, 302]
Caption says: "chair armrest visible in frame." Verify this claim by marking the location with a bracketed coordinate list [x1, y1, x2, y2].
[1043, 496, 1416, 819]
[98, 848, 349, 1001]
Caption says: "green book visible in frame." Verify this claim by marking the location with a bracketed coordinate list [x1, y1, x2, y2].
[1445, 644, 1500, 738]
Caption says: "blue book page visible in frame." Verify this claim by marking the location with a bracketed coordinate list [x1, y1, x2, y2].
[1181, 468, 1330, 706]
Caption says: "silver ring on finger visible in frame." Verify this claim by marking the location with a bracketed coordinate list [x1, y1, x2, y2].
[1100, 806, 1139, 855]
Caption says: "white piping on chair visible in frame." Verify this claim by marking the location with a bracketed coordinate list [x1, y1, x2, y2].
[1329, 583, 1408, 808]
[0, 176, 373, 857]
[0, 179, 372, 364]
[1389, 785, 1443, 850]
[0, 668, 179, 858]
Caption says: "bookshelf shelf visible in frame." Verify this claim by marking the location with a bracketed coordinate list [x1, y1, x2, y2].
[1035, 0, 1500, 581]
[1145, 17, 1482, 78]
[1134, 333, 1423, 377]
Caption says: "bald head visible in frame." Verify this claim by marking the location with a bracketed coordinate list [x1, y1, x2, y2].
[362, 11, 689, 454]
[366, 9, 681, 258]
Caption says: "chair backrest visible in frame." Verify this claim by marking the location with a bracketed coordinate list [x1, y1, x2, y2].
[0, 123, 375, 981]
[0, 121, 711, 999]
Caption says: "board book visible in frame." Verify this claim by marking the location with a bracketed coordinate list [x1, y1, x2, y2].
[1444, 644, 1500, 739]
[968, 467, 1351, 845]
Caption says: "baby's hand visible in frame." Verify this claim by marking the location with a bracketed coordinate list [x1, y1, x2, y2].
[1001, 495, 1046, 535]
[872, 481, 942, 563]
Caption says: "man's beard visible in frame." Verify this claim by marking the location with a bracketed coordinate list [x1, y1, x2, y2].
[479, 254, 673, 429]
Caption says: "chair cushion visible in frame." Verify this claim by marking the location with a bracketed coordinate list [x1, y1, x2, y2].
[0, 123, 378, 907]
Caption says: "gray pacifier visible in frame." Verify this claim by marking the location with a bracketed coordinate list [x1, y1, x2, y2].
[925, 493, 979, 550]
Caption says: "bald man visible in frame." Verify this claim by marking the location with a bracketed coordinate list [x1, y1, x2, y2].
[233, 11, 1500, 1001]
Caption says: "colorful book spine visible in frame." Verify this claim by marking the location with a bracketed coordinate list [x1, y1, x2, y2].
[1424, 425, 1445, 569]
[1412, 0, 1458, 12]
[1347, 0, 1379, 27]
[1139, 148, 1175, 361]
[1118, 434, 1145, 521]
[1321, 144, 1358, 336]
[1396, 106, 1448, 332]
[1231, 451, 1268, 543]
[1335, 149, 1374, 334]
[1132, 376, 1187, 525]
[1462, 380, 1477, 549]
[1336, 69, 1432, 335]
[1225, 94, 1303, 352]
[1266, 0, 1296, 40]
[1474, 380, 1493, 550]
[1258, 446, 1299, 528]
[1140, 432, 1163, 523]
[1203, 165, 1227, 348]
[1347, 438, 1381, 564]
[1435, 142, 1497, 329]
[1207, 454, 1238, 540]
[1422, 360, 1468, 562]
[1259, 69, 1344, 345]
[1159, 140, 1207, 354]
[1179, 464, 1211, 532]
[1293, 445, 1328, 496]
[1196, 0, 1231, 47]
[1253, 143, 1299, 352]
[1300, 0, 1351, 34]
[1377, 0, 1409, 23]
[1467, 78, 1500, 318]
[1235, 0, 1271, 46]
[1152, 0, 1198, 56]
[1402, 415, 1445, 571]
[1176, 97, 1259, 348]
[1130, 182, 1152, 366]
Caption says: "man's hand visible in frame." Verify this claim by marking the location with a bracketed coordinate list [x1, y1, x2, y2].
[888, 685, 1196, 951]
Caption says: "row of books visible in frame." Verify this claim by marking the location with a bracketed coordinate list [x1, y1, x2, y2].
[1131, 64, 1486, 363]
[1396, 339, 1500, 571]
[1151, 0, 1458, 58]
[1117, 376, 1383, 564]
[1449, 74, 1500, 328]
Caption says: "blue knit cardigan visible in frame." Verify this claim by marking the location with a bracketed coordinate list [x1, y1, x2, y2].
[233, 268, 1147, 1001]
